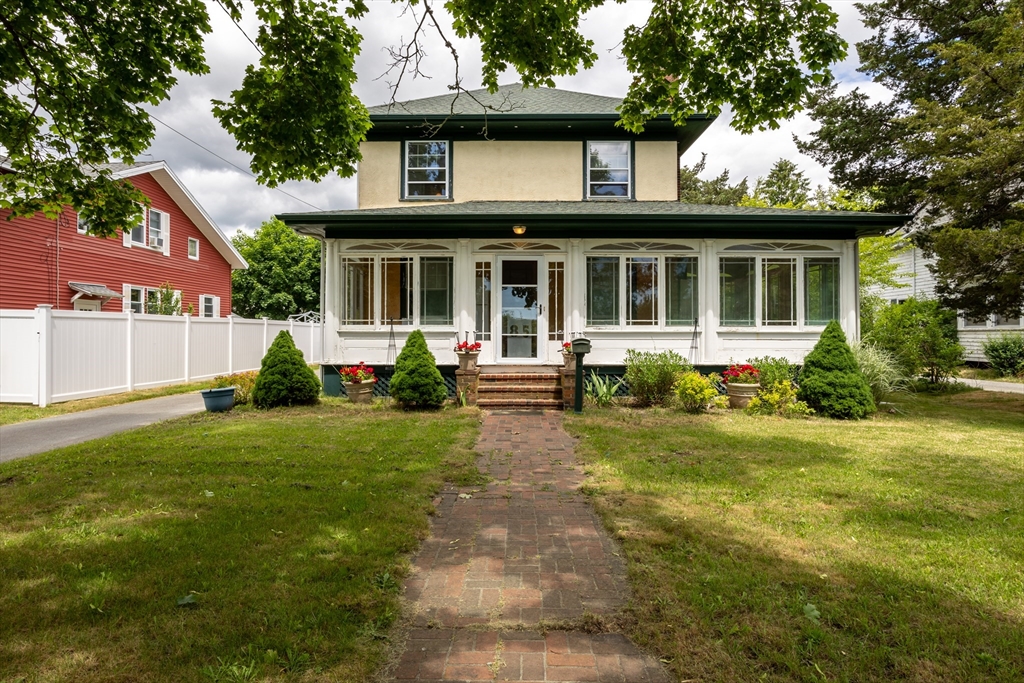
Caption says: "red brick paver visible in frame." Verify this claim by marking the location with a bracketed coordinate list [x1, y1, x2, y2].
[393, 410, 669, 682]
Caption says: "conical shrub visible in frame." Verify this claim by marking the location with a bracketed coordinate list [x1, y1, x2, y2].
[389, 330, 447, 409]
[797, 320, 875, 419]
[251, 331, 321, 408]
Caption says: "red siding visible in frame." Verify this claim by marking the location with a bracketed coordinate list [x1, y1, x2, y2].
[0, 172, 233, 314]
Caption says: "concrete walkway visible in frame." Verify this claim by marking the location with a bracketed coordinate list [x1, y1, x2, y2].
[0, 393, 206, 463]
[391, 411, 669, 682]
[961, 378, 1024, 394]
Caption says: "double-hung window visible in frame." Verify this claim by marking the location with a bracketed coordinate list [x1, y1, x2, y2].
[188, 237, 200, 260]
[148, 209, 166, 249]
[405, 141, 449, 199]
[585, 253, 698, 327]
[587, 141, 631, 198]
[719, 252, 840, 327]
[128, 286, 145, 314]
[130, 206, 146, 245]
[341, 254, 455, 326]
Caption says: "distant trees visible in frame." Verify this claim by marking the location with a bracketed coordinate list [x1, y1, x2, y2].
[231, 218, 320, 320]
[678, 154, 748, 206]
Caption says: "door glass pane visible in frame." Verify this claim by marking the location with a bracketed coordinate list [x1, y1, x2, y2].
[476, 261, 492, 340]
[501, 260, 538, 358]
[341, 257, 374, 325]
[627, 257, 657, 325]
[548, 261, 564, 340]
[587, 256, 619, 326]
[763, 258, 797, 326]
[382, 257, 413, 325]
[804, 258, 840, 325]
[420, 257, 453, 325]
[719, 258, 755, 326]
[666, 256, 698, 325]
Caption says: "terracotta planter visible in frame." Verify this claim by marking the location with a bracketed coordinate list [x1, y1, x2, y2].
[562, 353, 576, 373]
[456, 351, 480, 372]
[344, 381, 374, 404]
[726, 382, 759, 409]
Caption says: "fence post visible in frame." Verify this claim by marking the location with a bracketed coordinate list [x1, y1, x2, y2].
[183, 314, 191, 382]
[262, 317, 269, 351]
[228, 315, 234, 374]
[289, 319, 296, 356]
[126, 310, 135, 392]
[35, 305, 53, 407]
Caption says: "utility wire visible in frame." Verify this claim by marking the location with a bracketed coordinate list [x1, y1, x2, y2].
[149, 114, 323, 211]
[215, 1, 263, 55]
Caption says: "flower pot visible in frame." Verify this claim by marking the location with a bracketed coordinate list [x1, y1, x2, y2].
[343, 381, 375, 404]
[201, 386, 235, 412]
[562, 353, 576, 373]
[726, 382, 759, 409]
[456, 351, 480, 372]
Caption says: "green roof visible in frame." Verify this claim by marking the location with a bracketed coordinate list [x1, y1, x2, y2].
[279, 201, 910, 240]
[367, 84, 625, 117]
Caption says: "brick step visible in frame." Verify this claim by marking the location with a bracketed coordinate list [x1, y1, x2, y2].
[478, 384, 563, 394]
[477, 398, 566, 409]
[479, 373, 562, 386]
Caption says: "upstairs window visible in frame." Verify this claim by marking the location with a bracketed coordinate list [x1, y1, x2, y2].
[131, 206, 146, 245]
[587, 141, 631, 198]
[405, 141, 449, 199]
[148, 209, 167, 249]
[188, 237, 200, 260]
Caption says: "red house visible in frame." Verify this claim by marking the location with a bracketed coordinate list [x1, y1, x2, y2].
[0, 161, 247, 316]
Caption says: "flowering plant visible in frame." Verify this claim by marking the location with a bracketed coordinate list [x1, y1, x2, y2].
[722, 363, 760, 384]
[455, 341, 482, 353]
[340, 361, 376, 384]
[562, 341, 573, 354]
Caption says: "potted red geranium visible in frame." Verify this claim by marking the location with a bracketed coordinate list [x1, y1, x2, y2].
[722, 363, 760, 409]
[561, 341, 576, 371]
[454, 340, 482, 372]
[340, 362, 376, 404]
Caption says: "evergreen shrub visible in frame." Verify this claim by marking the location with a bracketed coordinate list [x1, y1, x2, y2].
[798, 321, 875, 419]
[982, 332, 1024, 377]
[389, 330, 447, 409]
[624, 349, 691, 407]
[251, 331, 321, 408]
[866, 298, 963, 383]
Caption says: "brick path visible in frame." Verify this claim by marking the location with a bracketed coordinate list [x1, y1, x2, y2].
[392, 411, 669, 682]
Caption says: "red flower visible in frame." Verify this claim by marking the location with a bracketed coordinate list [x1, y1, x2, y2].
[455, 341, 482, 352]
[722, 364, 760, 384]
[340, 362, 376, 384]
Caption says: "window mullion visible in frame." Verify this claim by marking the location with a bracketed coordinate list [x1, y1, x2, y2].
[619, 255, 626, 327]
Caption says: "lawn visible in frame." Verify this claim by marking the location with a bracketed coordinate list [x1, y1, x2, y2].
[0, 382, 211, 427]
[566, 391, 1024, 683]
[0, 401, 482, 682]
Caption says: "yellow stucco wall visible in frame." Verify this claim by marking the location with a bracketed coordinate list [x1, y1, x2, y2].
[453, 141, 583, 201]
[358, 141, 402, 209]
[634, 141, 678, 201]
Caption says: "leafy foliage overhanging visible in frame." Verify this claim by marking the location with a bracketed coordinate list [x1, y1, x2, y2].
[798, 0, 1024, 318]
[2, 0, 846, 234]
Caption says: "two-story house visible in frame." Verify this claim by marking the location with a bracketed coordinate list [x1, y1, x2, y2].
[279, 85, 909, 390]
[0, 161, 246, 316]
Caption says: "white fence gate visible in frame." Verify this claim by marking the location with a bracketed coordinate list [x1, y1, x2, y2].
[0, 306, 324, 406]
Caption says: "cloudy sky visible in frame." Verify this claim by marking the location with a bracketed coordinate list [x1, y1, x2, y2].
[143, 0, 888, 236]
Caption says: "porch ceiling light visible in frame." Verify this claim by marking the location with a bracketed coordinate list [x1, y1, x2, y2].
[512, 225, 527, 235]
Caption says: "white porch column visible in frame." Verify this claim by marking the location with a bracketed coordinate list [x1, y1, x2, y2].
[702, 239, 718, 365]
[35, 305, 53, 407]
[457, 238, 473, 343]
[568, 238, 583, 335]
[844, 240, 860, 341]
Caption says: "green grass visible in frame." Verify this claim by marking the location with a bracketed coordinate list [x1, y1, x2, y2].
[0, 401, 482, 682]
[0, 382, 211, 427]
[565, 391, 1024, 683]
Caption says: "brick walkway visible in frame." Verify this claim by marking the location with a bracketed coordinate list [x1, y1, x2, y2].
[392, 411, 669, 682]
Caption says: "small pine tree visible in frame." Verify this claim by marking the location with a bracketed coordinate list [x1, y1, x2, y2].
[251, 331, 321, 408]
[389, 330, 447, 409]
[798, 320, 875, 419]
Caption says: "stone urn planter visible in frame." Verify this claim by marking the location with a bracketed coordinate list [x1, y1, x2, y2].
[456, 351, 480, 373]
[344, 381, 375, 404]
[725, 382, 759, 409]
[562, 352, 576, 374]
[201, 386, 235, 412]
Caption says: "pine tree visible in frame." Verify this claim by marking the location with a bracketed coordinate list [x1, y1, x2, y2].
[798, 320, 875, 419]
[389, 330, 447, 409]
[251, 331, 321, 408]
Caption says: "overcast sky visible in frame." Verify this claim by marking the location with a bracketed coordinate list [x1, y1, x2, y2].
[143, 0, 888, 236]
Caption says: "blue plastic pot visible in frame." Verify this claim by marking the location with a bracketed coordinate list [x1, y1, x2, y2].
[201, 386, 236, 412]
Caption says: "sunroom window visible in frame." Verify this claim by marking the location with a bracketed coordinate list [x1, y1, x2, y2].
[587, 141, 630, 198]
[586, 253, 698, 327]
[719, 254, 842, 327]
[405, 141, 449, 199]
[804, 258, 840, 325]
[666, 257, 698, 325]
[720, 258, 756, 326]
[762, 258, 797, 326]
[420, 257, 454, 325]
[626, 257, 657, 325]
[341, 254, 454, 327]
[341, 258, 374, 325]
[586, 256, 619, 325]
[382, 257, 413, 325]
[476, 261, 492, 340]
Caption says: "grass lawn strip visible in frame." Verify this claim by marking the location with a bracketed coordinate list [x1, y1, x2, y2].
[566, 391, 1024, 683]
[0, 401, 482, 682]
[0, 382, 212, 427]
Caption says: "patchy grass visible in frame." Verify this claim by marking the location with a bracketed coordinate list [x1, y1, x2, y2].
[566, 392, 1024, 683]
[959, 366, 1024, 384]
[0, 401, 483, 682]
[0, 382, 211, 427]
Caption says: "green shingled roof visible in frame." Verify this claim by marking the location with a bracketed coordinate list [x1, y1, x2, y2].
[367, 84, 624, 117]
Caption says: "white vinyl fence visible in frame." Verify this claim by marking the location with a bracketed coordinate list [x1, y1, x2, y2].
[0, 306, 323, 406]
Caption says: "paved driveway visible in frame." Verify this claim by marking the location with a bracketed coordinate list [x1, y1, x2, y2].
[961, 378, 1024, 394]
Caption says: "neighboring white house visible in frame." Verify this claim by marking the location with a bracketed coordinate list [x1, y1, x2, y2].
[867, 246, 1023, 362]
[279, 84, 910, 371]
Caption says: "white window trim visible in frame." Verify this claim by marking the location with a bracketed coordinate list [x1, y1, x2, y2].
[199, 294, 219, 318]
[76, 213, 88, 234]
[586, 140, 632, 200]
[716, 251, 841, 331]
[338, 252, 456, 330]
[148, 208, 167, 250]
[130, 204, 147, 246]
[583, 252, 699, 330]
[403, 140, 450, 200]
[188, 237, 200, 260]
[127, 285, 146, 314]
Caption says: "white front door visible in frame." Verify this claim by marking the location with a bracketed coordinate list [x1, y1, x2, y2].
[73, 299, 102, 311]
[498, 257, 546, 362]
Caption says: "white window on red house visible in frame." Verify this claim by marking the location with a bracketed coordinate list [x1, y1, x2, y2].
[148, 209, 166, 249]
[130, 208, 146, 245]
[76, 214, 89, 234]
[188, 237, 199, 260]
[128, 286, 145, 313]
[200, 295, 219, 318]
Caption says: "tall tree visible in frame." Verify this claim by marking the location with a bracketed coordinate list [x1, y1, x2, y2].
[2, 0, 847, 234]
[678, 154, 748, 205]
[798, 0, 1024, 318]
[745, 158, 812, 208]
[231, 218, 320, 320]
